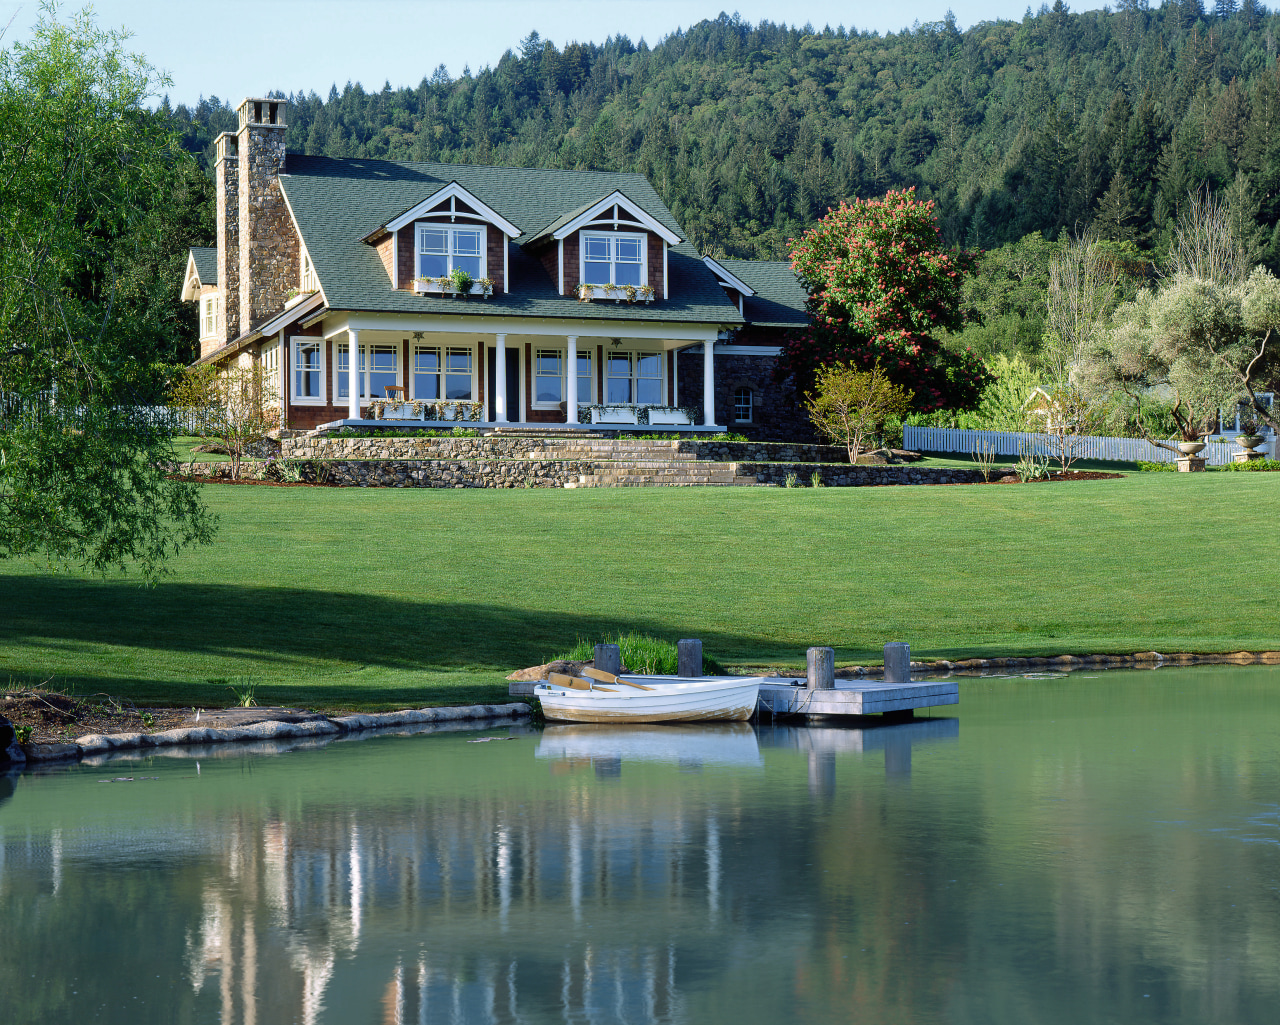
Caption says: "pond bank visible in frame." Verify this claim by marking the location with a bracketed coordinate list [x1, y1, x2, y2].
[3, 701, 530, 766]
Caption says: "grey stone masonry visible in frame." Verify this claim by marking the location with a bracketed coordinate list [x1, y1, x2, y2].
[237, 98, 297, 332]
[215, 133, 240, 345]
[281, 435, 849, 464]
[178, 435, 988, 489]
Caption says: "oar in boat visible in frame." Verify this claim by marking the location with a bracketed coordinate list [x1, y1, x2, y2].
[581, 667, 655, 691]
[547, 672, 616, 693]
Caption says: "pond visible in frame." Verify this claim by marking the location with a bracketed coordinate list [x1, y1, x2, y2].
[2, 665, 1279, 1024]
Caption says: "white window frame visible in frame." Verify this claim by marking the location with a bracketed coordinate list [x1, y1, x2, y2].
[201, 293, 219, 338]
[261, 340, 282, 403]
[733, 386, 753, 423]
[301, 250, 317, 292]
[580, 231, 646, 289]
[290, 336, 326, 405]
[575, 349, 594, 406]
[604, 350, 664, 406]
[410, 344, 474, 403]
[332, 341, 403, 405]
[533, 349, 565, 409]
[415, 223, 487, 281]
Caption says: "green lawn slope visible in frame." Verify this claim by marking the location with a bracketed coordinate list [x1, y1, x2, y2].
[2, 474, 1275, 710]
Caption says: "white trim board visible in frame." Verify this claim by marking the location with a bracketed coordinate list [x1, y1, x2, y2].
[550, 190, 681, 246]
[383, 181, 521, 238]
[701, 256, 756, 296]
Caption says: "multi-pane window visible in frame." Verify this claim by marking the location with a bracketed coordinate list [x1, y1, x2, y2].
[606, 351, 662, 405]
[202, 295, 218, 337]
[416, 225, 484, 279]
[261, 341, 281, 402]
[734, 387, 753, 422]
[582, 233, 644, 287]
[412, 345, 473, 401]
[535, 350, 563, 405]
[293, 339, 323, 400]
[533, 349, 593, 407]
[301, 250, 317, 292]
[336, 343, 400, 400]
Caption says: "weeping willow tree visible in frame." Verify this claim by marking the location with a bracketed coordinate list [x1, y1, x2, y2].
[0, 4, 214, 578]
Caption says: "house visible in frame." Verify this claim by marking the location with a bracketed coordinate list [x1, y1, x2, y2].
[181, 97, 811, 438]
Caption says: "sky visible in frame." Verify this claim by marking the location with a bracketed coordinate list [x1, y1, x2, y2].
[1, 0, 1109, 108]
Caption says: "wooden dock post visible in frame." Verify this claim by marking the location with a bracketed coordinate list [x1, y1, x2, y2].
[594, 643, 621, 676]
[807, 647, 835, 690]
[677, 639, 702, 677]
[884, 642, 911, 684]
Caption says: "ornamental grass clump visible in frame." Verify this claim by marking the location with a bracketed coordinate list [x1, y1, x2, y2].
[554, 633, 724, 675]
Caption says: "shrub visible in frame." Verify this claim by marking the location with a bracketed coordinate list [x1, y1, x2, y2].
[1136, 460, 1175, 472]
[1219, 458, 1280, 471]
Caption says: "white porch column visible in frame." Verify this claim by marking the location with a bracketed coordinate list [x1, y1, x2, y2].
[565, 335, 578, 421]
[702, 338, 717, 427]
[347, 329, 360, 421]
[495, 333, 508, 423]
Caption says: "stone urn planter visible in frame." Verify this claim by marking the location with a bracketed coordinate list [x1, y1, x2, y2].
[1236, 434, 1265, 451]
[1178, 441, 1206, 455]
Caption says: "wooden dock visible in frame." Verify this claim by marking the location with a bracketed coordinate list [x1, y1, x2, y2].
[756, 677, 959, 718]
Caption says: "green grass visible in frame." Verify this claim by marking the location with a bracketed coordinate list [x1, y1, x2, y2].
[2, 473, 1277, 710]
[169, 436, 229, 463]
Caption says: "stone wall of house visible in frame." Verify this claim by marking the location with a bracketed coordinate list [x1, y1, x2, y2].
[215, 134, 240, 345]
[237, 100, 297, 332]
[676, 349, 818, 442]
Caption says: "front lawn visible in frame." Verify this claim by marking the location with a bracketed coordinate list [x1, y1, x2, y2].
[2, 473, 1276, 710]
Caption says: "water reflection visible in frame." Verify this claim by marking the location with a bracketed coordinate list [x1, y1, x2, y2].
[2, 668, 1280, 1024]
[757, 717, 960, 794]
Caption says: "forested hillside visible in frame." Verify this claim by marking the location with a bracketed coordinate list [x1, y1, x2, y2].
[172, 4, 1280, 267]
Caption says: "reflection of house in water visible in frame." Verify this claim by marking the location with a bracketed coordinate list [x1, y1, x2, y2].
[758, 718, 960, 795]
[0, 722, 945, 1024]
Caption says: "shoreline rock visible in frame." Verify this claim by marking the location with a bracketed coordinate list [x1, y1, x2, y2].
[13, 702, 532, 764]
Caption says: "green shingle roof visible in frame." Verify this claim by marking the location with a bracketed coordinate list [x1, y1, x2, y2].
[190, 247, 217, 287]
[278, 155, 741, 326]
[719, 260, 809, 328]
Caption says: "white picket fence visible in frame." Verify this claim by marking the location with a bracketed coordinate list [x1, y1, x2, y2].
[1, 395, 216, 435]
[903, 425, 1273, 466]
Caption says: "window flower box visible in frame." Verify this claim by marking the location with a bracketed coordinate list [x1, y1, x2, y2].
[368, 399, 426, 421]
[365, 398, 485, 422]
[414, 277, 494, 298]
[589, 405, 641, 425]
[577, 283, 655, 303]
[579, 403, 698, 426]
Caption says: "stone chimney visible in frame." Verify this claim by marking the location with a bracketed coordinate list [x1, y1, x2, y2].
[214, 132, 240, 344]
[235, 97, 297, 333]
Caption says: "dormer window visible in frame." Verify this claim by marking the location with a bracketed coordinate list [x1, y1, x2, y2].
[582, 232, 644, 287]
[416, 225, 485, 280]
[202, 294, 219, 338]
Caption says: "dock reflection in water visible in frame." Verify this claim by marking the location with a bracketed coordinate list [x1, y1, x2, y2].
[3, 667, 1280, 1025]
[758, 716, 960, 794]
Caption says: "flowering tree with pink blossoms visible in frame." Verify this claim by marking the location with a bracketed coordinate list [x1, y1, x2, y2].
[777, 188, 988, 413]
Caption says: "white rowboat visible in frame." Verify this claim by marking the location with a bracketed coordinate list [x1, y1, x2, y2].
[534, 675, 764, 724]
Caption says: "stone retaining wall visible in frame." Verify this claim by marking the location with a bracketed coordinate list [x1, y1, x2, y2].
[739, 463, 988, 487]
[280, 435, 851, 464]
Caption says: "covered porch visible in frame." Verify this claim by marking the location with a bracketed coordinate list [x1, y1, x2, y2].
[303, 314, 727, 431]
